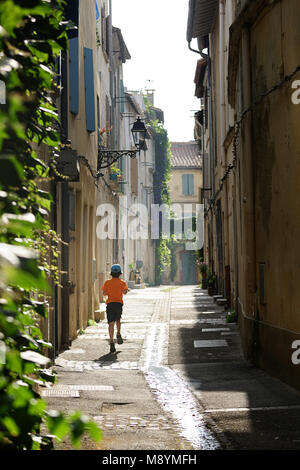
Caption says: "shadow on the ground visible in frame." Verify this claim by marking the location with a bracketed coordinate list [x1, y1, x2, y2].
[97, 351, 122, 363]
[174, 285, 300, 450]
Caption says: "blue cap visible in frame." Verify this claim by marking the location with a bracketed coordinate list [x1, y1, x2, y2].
[111, 264, 122, 274]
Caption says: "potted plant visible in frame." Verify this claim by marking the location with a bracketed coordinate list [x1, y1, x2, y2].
[128, 263, 135, 281]
[109, 164, 122, 181]
[226, 310, 237, 323]
[207, 272, 217, 296]
[199, 262, 208, 277]
[109, 164, 123, 190]
[98, 122, 113, 148]
[199, 262, 208, 288]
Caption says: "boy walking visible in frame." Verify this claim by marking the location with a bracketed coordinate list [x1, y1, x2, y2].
[101, 264, 129, 353]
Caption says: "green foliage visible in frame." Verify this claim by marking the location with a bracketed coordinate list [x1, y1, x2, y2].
[226, 310, 237, 323]
[207, 272, 217, 286]
[145, 96, 173, 284]
[145, 96, 171, 207]
[169, 243, 178, 282]
[0, 0, 101, 450]
[155, 236, 171, 283]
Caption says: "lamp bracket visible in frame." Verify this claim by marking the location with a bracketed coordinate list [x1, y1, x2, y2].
[97, 148, 138, 169]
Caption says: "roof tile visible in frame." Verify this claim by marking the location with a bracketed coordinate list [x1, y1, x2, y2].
[170, 141, 202, 168]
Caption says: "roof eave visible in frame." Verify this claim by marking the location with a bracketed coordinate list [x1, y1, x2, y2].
[187, 0, 219, 42]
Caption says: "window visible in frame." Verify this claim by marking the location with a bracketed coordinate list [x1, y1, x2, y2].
[82, 204, 88, 292]
[101, 7, 106, 51]
[83, 47, 96, 132]
[120, 79, 125, 113]
[182, 174, 194, 195]
[69, 37, 79, 114]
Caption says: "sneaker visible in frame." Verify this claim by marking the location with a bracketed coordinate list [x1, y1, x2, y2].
[117, 334, 123, 345]
[110, 342, 116, 353]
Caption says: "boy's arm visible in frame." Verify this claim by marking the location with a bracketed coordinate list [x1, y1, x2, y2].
[102, 281, 108, 296]
[123, 281, 129, 294]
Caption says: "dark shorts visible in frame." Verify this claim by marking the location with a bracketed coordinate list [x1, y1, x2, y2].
[106, 302, 123, 323]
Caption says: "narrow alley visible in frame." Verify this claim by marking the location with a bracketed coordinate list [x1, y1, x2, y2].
[43, 285, 300, 451]
[1, 0, 300, 456]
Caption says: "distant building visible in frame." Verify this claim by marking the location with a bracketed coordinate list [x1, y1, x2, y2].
[119, 90, 156, 286]
[166, 141, 202, 285]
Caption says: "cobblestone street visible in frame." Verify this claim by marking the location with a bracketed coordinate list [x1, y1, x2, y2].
[42, 285, 300, 451]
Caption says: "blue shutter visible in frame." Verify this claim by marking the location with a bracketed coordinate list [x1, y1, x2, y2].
[84, 47, 96, 132]
[69, 37, 79, 114]
[120, 79, 125, 113]
[95, 0, 100, 20]
[188, 174, 194, 195]
[182, 174, 188, 195]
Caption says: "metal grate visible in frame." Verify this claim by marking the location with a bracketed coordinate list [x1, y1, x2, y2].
[41, 389, 80, 398]
[55, 385, 114, 391]
[194, 339, 228, 348]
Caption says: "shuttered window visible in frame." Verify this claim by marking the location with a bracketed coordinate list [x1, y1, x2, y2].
[203, 153, 210, 199]
[182, 174, 194, 195]
[84, 47, 96, 132]
[131, 157, 138, 195]
[69, 37, 79, 114]
[120, 79, 125, 113]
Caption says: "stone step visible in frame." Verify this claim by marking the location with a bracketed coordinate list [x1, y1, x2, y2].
[213, 295, 223, 302]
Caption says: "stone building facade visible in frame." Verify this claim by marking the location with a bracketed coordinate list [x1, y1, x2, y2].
[167, 141, 202, 285]
[187, 0, 300, 390]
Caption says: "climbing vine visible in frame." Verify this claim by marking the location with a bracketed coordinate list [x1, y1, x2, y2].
[0, 0, 101, 449]
[144, 96, 173, 283]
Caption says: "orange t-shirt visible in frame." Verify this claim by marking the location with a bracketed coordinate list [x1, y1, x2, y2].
[101, 278, 128, 304]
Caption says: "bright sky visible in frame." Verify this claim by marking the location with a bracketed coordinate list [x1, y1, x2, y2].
[112, 0, 200, 142]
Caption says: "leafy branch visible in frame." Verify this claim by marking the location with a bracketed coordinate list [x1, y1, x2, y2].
[0, 0, 101, 450]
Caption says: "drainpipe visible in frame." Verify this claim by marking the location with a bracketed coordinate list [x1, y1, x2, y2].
[51, 180, 58, 359]
[188, 40, 214, 199]
[109, 0, 118, 263]
[219, 0, 225, 168]
[241, 26, 256, 324]
[60, 49, 70, 349]
[219, 0, 228, 296]
[229, 4, 239, 324]
[188, 38, 215, 276]
[61, 182, 70, 348]
[109, 0, 115, 148]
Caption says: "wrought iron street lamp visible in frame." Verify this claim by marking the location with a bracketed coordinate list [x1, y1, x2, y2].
[97, 116, 147, 170]
[131, 116, 147, 151]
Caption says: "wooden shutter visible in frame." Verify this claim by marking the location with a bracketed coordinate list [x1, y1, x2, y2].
[69, 37, 79, 114]
[120, 79, 125, 113]
[182, 174, 188, 195]
[95, 0, 100, 20]
[131, 157, 138, 195]
[188, 174, 194, 195]
[203, 153, 210, 199]
[84, 47, 96, 132]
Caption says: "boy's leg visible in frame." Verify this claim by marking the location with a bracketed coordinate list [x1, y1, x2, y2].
[116, 318, 123, 344]
[108, 321, 115, 343]
[108, 322, 116, 353]
[116, 319, 121, 336]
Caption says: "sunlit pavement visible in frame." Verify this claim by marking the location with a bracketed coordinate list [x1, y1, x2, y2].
[44, 285, 300, 450]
